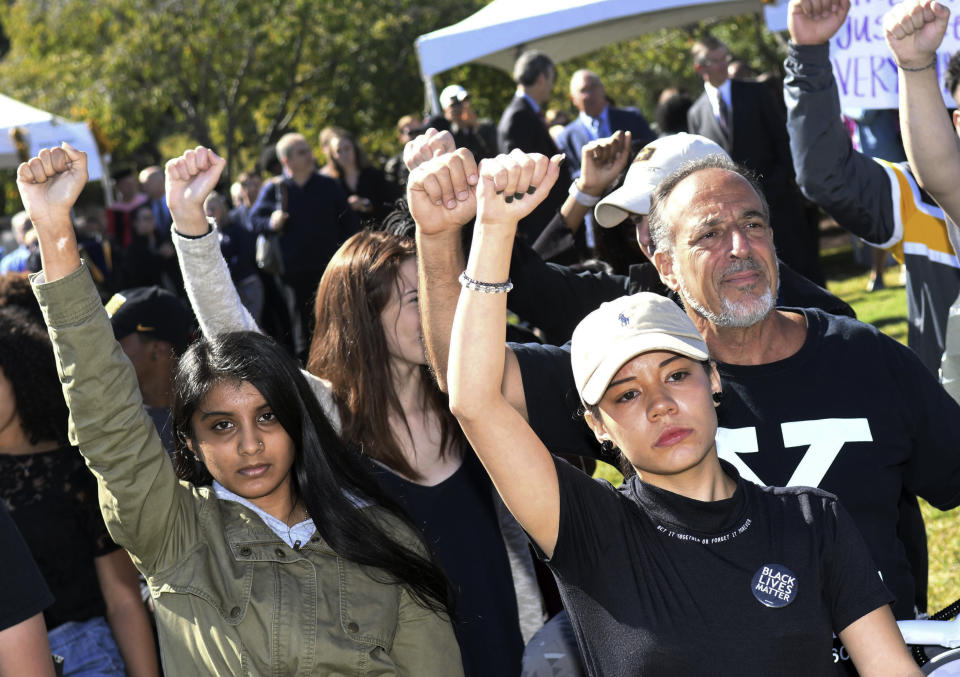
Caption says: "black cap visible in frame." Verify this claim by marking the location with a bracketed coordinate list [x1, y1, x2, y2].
[105, 286, 195, 355]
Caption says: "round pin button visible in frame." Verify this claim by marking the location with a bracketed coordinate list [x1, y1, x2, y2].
[751, 563, 798, 608]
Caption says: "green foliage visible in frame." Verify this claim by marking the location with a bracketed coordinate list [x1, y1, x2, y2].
[0, 2, 787, 192]
[0, 0, 483, 184]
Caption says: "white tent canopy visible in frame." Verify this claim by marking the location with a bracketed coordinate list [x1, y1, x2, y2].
[416, 0, 765, 110]
[0, 94, 104, 181]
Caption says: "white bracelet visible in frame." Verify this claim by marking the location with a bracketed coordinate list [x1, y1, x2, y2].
[568, 180, 601, 207]
[458, 271, 513, 294]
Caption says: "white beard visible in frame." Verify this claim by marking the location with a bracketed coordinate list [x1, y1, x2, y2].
[675, 257, 776, 328]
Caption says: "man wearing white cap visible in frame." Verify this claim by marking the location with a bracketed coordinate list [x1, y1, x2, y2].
[510, 132, 852, 345]
[434, 84, 497, 162]
[406, 137, 960, 670]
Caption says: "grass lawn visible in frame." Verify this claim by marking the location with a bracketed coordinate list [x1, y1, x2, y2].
[595, 237, 960, 613]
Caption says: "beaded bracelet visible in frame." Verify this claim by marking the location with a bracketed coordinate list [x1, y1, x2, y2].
[896, 58, 937, 73]
[458, 271, 514, 294]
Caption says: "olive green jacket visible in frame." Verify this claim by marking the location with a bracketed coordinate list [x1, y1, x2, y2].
[33, 264, 463, 676]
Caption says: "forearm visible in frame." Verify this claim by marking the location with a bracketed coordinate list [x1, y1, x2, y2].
[900, 66, 960, 221]
[448, 222, 514, 418]
[0, 614, 56, 677]
[96, 548, 159, 677]
[559, 189, 591, 234]
[34, 212, 81, 283]
[105, 599, 159, 677]
[449, 216, 560, 552]
[172, 229, 260, 337]
[416, 229, 464, 392]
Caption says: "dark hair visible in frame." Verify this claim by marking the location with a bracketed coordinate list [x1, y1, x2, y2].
[514, 50, 554, 86]
[0, 273, 44, 326]
[946, 50, 960, 103]
[692, 35, 727, 65]
[655, 93, 693, 135]
[0, 307, 70, 446]
[171, 331, 453, 614]
[306, 230, 462, 482]
[647, 154, 769, 255]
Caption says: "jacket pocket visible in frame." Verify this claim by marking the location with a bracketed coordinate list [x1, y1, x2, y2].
[150, 541, 255, 625]
[337, 557, 401, 653]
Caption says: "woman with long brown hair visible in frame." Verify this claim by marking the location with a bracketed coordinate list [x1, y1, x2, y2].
[173, 151, 546, 677]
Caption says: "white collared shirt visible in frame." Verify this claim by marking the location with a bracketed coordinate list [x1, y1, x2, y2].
[214, 481, 316, 548]
[578, 107, 610, 140]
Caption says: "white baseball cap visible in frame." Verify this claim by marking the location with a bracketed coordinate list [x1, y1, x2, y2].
[571, 292, 709, 406]
[594, 133, 728, 228]
[439, 85, 470, 109]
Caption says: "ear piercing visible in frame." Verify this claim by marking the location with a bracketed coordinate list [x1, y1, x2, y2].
[712, 391, 724, 404]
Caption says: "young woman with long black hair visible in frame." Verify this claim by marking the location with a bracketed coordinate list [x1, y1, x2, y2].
[171, 147, 547, 677]
[17, 143, 461, 676]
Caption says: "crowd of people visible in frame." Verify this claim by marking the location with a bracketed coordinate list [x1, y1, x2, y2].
[3, 0, 960, 675]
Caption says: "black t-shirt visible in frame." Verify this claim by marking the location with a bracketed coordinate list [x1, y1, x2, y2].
[0, 501, 53, 631]
[370, 451, 524, 677]
[513, 307, 960, 626]
[0, 446, 119, 629]
[545, 457, 891, 677]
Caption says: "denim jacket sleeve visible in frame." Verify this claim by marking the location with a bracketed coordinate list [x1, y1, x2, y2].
[32, 263, 198, 575]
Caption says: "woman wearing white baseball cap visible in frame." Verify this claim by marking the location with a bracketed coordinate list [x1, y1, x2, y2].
[445, 149, 920, 676]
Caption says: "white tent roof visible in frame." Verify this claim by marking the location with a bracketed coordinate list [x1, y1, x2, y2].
[416, 0, 765, 80]
[0, 94, 104, 181]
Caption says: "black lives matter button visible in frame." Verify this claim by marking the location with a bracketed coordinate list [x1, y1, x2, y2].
[751, 563, 798, 608]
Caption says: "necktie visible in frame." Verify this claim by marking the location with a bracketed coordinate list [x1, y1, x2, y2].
[717, 96, 731, 141]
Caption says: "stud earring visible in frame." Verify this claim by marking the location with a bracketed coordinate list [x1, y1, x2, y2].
[712, 391, 724, 404]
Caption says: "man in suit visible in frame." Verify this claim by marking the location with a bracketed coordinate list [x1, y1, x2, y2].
[687, 36, 823, 284]
[497, 50, 571, 242]
[556, 70, 657, 178]
[498, 50, 559, 156]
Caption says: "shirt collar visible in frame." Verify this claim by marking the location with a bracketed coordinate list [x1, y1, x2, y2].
[705, 79, 732, 110]
[213, 480, 315, 548]
[519, 90, 541, 114]
[578, 107, 609, 128]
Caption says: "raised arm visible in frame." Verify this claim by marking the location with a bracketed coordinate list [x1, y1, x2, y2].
[447, 151, 564, 556]
[785, 0, 899, 245]
[166, 148, 261, 338]
[885, 0, 960, 224]
[167, 147, 341, 425]
[20, 146, 192, 572]
[516, 131, 636, 343]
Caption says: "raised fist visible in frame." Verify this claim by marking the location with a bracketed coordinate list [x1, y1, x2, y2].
[16, 143, 88, 229]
